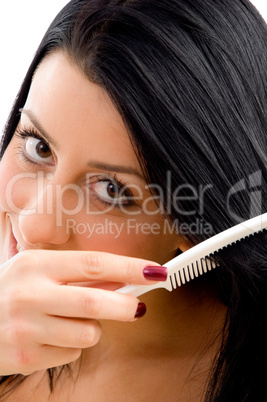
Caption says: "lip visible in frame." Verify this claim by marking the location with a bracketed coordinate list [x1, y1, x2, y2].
[9, 230, 19, 260]
[8, 222, 27, 260]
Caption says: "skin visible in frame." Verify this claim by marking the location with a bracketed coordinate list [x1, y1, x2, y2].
[0, 52, 226, 400]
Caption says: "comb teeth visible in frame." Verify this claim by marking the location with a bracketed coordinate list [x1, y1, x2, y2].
[170, 256, 218, 289]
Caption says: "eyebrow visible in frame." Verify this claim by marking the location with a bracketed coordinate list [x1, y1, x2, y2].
[19, 108, 145, 181]
[88, 161, 145, 180]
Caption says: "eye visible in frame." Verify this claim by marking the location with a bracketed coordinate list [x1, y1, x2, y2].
[90, 177, 134, 206]
[24, 137, 54, 165]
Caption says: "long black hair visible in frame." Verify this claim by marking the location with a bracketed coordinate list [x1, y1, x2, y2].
[1, 0, 267, 400]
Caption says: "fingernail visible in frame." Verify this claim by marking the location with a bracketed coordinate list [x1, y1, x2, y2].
[143, 266, 167, 281]
[135, 302, 147, 318]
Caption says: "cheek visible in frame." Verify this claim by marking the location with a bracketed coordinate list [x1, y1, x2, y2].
[0, 146, 34, 213]
[0, 149, 17, 211]
[70, 214, 178, 263]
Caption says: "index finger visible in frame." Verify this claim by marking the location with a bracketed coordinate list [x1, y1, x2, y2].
[19, 250, 162, 285]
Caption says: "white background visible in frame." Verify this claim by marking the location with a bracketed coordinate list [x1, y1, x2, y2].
[0, 0, 266, 134]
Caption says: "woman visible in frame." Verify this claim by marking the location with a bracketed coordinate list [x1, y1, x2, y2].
[0, 0, 266, 400]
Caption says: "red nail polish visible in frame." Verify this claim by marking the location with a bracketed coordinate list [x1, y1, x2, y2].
[135, 302, 147, 318]
[143, 266, 167, 281]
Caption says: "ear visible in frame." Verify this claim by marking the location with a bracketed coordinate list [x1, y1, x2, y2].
[168, 232, 195, 257]
[177, 239, 194, 253]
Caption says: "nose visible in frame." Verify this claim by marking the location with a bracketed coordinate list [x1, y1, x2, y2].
[19, 210, 70, 246]
[18, 179, 81, 246]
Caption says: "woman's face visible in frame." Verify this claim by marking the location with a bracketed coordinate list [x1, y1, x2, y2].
[0, 51, 180, 264]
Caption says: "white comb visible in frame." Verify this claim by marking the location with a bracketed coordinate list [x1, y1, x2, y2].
[117, 213, 267, 297]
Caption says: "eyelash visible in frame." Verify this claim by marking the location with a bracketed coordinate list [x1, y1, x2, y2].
[14, 128, 136, 208]
[15, 127, 52, 166]
[90, 174, 135, 208]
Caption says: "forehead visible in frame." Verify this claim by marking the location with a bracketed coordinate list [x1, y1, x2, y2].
[23, 51, 141, 171]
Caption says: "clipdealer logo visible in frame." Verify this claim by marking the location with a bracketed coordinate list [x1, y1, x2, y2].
[4, 169, 264, 233]
[4, 171, 215, 222]
[227, 170, 262, 222]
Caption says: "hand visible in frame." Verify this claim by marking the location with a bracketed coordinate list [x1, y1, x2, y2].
[0, 250, 160, 375]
